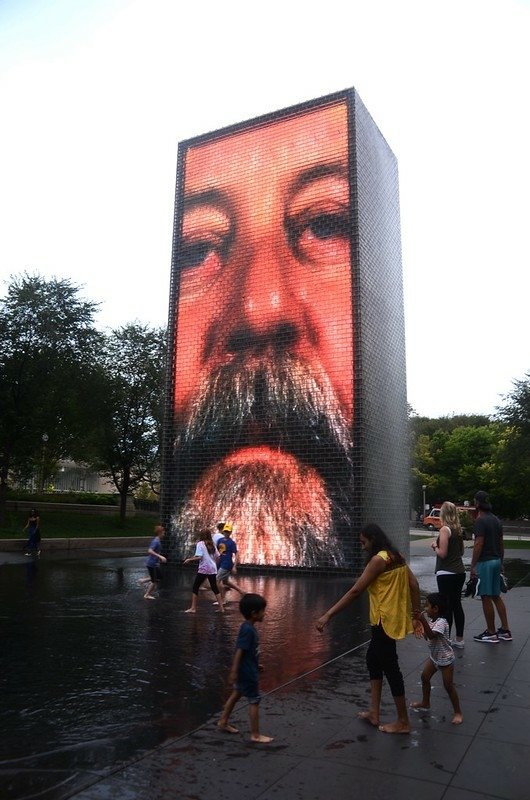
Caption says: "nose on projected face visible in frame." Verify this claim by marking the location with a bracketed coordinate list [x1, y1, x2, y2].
[172, 102, 355, 567]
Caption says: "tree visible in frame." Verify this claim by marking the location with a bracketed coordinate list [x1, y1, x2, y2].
[0, 274, 102, 524]
[90, 323, 166, 522]
[497, 372, 530, 432]
[494, 372, 530, 517]
[409, 413, 493, 512]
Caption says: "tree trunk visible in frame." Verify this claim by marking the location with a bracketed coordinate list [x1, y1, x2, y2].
[0, 479, 7, 528]
[119, 470, 130, 524]
[0, 449, 11, 527]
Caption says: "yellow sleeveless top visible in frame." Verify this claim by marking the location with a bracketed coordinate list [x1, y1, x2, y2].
[367, 550, 412, 640]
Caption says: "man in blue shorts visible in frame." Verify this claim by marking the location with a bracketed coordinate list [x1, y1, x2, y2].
[470, 491, 512, 643]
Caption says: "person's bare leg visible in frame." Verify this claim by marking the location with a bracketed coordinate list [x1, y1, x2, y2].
[481, 596, 496, 633]
[358, 679, 382, 726]
[492, 596, 509, 630]
[213, 579, 228, 605]
[227, 577, 245, 596]
[218, 690, 241, 733]
[213, 593, 225, 612]
[410, 660, 436, 710]
[249, 704, 273, 743]
[144, 581, 156, 599]
[379, 696, 411, 734]
[208, 578, 224, 612]
[184, 594, 198, 613]
[440, 664, 463, 724]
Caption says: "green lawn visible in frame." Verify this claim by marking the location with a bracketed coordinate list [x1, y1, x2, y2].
[0, 509, 157, 539]
[503, 539, 530, 549]
[411, 532, 530, 549]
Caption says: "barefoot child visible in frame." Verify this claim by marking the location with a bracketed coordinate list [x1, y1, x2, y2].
[141, 525, 167, 600]
[183, 529, 224, 613]
[218, 593, 273, 743]
[410, 592, 463, 725]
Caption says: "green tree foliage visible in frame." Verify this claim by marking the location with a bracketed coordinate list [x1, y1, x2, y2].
[494, 372, 530, 517]
[410, 412, 497, 512]
[0, 274, 102, 524]
[410, 376, 530, 519]
[90, 323, 166, 522]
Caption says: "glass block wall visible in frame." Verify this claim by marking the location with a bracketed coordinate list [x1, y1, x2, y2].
[162, 89, 408, 572]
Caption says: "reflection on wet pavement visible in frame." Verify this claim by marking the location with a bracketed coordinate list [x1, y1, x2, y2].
[1, 551, 528, 799]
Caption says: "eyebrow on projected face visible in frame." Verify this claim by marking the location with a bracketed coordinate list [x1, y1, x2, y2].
[178, 190, 234, 292]
[178, 161, 350, 283]
[285, 166, 350, 269]
[286, 161, 349, 199]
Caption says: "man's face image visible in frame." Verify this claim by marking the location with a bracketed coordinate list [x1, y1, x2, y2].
[172, 102, 355, 567]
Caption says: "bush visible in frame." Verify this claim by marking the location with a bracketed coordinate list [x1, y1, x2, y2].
[6, 489, 119, 506]
[134, 499, 160, 512]
[459, 510, 474, 540]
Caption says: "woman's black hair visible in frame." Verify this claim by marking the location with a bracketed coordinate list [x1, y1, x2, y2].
[360, 523, 404, 564]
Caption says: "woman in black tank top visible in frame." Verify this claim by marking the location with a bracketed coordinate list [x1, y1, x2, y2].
[431, 502, 465, 647]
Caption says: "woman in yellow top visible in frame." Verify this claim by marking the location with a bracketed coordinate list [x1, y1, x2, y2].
[316, 523, 422, 733]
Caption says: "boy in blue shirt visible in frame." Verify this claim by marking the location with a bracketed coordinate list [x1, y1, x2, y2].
[216, 523, 245, 602]
[141, 524, 166, 600]
[218, 593, 273, 742]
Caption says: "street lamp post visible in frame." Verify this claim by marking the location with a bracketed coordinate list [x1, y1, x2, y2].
[40, 433, 49, 492]
[422, 484, 427, 517]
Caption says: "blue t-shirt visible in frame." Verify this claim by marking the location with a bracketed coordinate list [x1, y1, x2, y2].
[146, 536, 161, 568]
[235, 621, 259, 684]
[217, 537, 237, 570]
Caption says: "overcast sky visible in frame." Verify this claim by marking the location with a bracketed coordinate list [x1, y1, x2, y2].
[1, 0, 528, 419]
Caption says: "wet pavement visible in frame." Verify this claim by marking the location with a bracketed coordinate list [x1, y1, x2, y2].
[2, 540, 530, 799]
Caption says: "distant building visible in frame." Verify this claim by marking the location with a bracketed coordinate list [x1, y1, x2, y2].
[52, 460, 114, 494]
[15, 460, 115, 494]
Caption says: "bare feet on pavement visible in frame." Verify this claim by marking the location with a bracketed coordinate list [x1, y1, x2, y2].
[218, 722, 239, 734]
[358, 711, 379, 726]
[378, 721, 411, 734]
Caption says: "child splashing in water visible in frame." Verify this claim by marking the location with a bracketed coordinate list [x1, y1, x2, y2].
[410, 592, 463, 725]
[218, 593, 273, 742]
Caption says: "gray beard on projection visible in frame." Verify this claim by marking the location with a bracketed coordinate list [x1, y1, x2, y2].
[173, 352, 354, 567]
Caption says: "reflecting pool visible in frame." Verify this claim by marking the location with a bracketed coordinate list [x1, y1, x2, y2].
[1, 549, 527, 800]
[1, 553, 371, 799]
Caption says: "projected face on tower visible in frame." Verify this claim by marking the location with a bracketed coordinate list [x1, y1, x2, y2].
[172, 101, 355, 567]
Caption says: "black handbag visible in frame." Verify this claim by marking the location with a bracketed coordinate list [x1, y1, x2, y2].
[464, 575, 479, 598]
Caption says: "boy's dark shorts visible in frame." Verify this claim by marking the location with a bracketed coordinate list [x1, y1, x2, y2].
[235, 681, 261, 704]
[147, 566, 161, 581]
